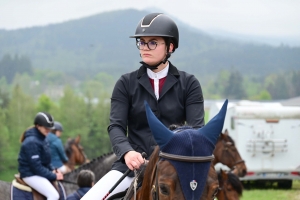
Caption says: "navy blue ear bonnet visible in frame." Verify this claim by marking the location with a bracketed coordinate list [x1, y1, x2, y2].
[145, 99, 228, 200]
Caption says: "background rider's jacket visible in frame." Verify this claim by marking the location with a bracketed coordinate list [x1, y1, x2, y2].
[108, 62, 204, 176]
[18, 127, 56, 181]
[47, 133, 68, 168]
[66, 187, 91, 200]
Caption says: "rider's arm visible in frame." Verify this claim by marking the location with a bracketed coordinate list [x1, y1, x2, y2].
[23, 140, 56, 181]
[108, 75, 134, 162]
[185, 74, 205, 128]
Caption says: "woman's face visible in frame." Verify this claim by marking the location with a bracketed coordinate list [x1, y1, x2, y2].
[56, 130, 62, 137]
[139, 36, 173, 66]
[37, 125, 51, 136]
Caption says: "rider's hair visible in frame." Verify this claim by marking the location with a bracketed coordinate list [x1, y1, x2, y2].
[20, 126, 35, 143]
[77, 170, 95, 187]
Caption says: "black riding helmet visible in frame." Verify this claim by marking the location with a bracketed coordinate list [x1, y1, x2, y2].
[53, 121, 63, 132]
[34, 112, 54, 129]
[130, 13, 179, 69]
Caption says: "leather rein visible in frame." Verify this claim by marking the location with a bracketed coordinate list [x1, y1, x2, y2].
[152, 151, 215, 200]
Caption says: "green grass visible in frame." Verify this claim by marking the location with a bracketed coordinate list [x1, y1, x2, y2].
[241, 181, 300, 200]
[0, 169, 17, 182]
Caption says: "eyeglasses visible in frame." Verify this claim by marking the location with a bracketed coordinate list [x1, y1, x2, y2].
[136, 40, 165, 50]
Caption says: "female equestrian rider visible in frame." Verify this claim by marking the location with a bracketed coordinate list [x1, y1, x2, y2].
[18, 112, 64, 200]
[47, 121, 69, 173]
[82, 13, 205, 199]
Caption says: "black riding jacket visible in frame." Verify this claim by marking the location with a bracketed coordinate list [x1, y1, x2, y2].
[107, 62, 204, 175]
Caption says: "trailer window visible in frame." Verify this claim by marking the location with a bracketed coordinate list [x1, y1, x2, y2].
[231, 117, 235, 130]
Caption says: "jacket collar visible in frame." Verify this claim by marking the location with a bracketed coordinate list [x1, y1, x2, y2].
[25, 127, 46, 140]
[137, 61, 180, 100]
[137, 61, 180, 79]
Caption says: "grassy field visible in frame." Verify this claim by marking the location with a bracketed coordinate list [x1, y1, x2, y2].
[241, 180, 300, 200]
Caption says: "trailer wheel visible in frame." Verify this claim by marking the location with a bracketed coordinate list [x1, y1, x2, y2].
[278, 180, 292, 189]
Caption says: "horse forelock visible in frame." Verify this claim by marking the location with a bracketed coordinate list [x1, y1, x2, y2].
[65, 139, 75, 157]
[218, 171, 243, 196]
[227, 172, 243, 195]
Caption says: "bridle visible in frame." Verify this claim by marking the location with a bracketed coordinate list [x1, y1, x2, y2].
[66, 141, 88, 168]
[217, 178, 230, 200]
[221, 140, 245, 170]
[151, 151, 215, 200]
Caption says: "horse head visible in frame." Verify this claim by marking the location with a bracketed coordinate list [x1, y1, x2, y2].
[213, 130, 247, 177]
[217, 169, 243, 200]
[65, 135, 89, 170]
[136, 99, 228, 200]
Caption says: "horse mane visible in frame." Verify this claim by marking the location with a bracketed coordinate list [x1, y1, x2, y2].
[65, 138, 75, 158]
[218, 171, 243, 196]
[169, 124, 193, 132]
[65, 152, 115, 176]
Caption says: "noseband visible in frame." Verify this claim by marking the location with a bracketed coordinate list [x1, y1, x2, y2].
[152, 151, 215, 200]
[221, 140, 245, 168]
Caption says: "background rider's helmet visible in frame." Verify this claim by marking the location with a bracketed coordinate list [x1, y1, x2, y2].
[34, 112, 54, 129]
[53, 121, 63, 132]
[130, 13, 179, 51]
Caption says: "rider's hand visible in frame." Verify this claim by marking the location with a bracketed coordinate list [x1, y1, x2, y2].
[124, 151, 145, 170]
[55, 171, 64, 180]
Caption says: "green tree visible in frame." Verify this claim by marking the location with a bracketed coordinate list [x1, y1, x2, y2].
[83, 93, 111, 158]
[291, 70, 300, 97]
[5, 84, 35, 172]
[36, 94, 56, 113]
[0, 54, 33, 83]
[57, 86, 88, 141]
[222, 69, 247, 99]
[0, 106, 9, 172]
[266, 74, 289, 99]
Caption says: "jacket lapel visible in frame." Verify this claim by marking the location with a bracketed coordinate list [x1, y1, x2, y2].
[137, 66, 157, 100]
[159, 63, 180, 100]
[137, 63, 180, 101]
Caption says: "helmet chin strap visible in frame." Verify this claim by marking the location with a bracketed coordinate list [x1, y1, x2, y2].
[140, 52, 171, 70]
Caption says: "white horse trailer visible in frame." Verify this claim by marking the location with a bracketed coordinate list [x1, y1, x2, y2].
[209, 100, 300, 188]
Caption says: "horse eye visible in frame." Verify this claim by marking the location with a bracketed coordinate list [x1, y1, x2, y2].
[159, 184, 170, 195]
[212, 188, 219, 198]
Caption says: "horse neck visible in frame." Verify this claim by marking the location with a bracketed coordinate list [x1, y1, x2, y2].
[63, 152, 117, 183]
[135, 146, 160, 199]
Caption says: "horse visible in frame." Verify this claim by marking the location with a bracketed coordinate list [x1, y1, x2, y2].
[213, 129, 247, 177]
[64, 135, 89, 173]
[125, 100, 228, 200]
[119, 146, 219, 200]
[216, 170, 243, 200]
[0, 152, 117, 200]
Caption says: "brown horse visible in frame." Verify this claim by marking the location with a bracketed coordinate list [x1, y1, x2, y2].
[213, 130, 247, 177]
[125, 100, 228, 200]
[127, 146, 219, 200]
[216, 170, 243, 200]
[64, 135, 89, 172]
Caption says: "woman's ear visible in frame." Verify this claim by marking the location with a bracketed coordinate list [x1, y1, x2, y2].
[168, 43, 174, 53]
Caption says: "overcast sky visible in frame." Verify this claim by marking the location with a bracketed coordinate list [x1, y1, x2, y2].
[0, 0, 299, 37]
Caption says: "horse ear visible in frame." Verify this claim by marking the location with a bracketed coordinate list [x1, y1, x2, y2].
[75, 135, 81, 144]
[144, 101, 173, 149]
[199, 99, 228, 145]
[224, 129, 229, 136]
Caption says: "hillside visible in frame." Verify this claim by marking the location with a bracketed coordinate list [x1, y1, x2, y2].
[0, 9, 299, 80]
